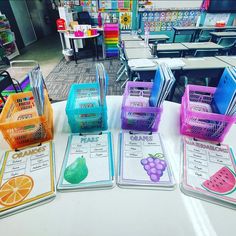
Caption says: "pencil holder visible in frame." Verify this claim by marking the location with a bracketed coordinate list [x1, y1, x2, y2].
[0, 90, 53, 149]
[121, 82, 163, 132]
[66, 83, 107, 133]
[180, 85, 236, 142]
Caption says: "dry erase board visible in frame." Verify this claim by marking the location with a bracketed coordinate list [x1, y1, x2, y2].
[138, 0, 202, 11]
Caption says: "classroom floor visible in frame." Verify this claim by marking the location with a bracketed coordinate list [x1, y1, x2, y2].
[9, 33, 185, 103]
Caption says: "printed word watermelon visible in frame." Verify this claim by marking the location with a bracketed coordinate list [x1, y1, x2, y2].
[202, 166, 236, 195]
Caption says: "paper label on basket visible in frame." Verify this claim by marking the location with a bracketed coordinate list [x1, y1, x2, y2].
[57, 132, 114, 191]
[181, 137, 236, 208]
[118, 132, 175, 189]
[0, 141, 56, 217]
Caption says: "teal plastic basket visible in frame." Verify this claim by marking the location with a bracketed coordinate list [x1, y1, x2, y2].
[66, 83, 108, 133]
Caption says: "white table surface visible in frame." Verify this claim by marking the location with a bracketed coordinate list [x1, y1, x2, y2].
[181, 42, 223, 50]
[210, 31, 236, 37]
[216, 56, 236, 67]
[120, 34, 142, 41]
[181, 57, 229, 70]
[124, 40, 146, 48]
[65, 33, 100, 39]
[156, 43, 188, 51]
[140, 34, 170, 40]
[124, 47, 153, 60]
[0, 96, 236, 236]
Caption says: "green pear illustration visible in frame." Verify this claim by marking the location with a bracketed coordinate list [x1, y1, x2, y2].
[64, 156, 88, 184]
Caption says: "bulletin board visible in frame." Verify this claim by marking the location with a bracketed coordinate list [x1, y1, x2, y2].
[138, 0, 202, 11]
[140, 10, 201, 31]
[80, 0, 97, 13]
[98, 0, 132, 12]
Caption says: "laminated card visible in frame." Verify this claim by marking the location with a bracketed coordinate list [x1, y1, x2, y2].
[0, 141, 56, 218]
[57, 131, 114, 191]
[181, 137, 236, 209]
[118, 131, 175, 189]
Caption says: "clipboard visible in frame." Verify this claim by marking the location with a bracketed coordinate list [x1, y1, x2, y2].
[57, 131, 114, 191]
[117, 131, 175, 190]
[0, 141, 56, 218]
[180, 137, 236, 209]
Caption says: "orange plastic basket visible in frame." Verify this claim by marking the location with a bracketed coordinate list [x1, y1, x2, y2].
[0, 90, 53, 149]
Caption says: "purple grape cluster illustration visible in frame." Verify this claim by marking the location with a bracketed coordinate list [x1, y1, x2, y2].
[141, 153, 167, 182]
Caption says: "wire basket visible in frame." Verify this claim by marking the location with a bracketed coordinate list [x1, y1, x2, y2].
[0, 90, 53, 149]
[180, 85, 236, 142]
[121, 82, 162, 132]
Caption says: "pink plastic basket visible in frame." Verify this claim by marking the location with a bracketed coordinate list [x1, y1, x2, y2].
[121, 82, 162, 132]
[180, 85, 236, 142]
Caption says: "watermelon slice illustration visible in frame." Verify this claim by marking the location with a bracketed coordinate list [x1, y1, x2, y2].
[202, 166, 236, 195]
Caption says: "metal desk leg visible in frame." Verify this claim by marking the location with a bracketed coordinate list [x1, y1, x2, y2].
[59, 32, 66, 50]
[95, 37, 98, 60]
[70, 38, 77, 64]
[173, 30, 177, 43]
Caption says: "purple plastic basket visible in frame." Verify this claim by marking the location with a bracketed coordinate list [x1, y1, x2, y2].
[180, 85, 236, 142]
[121, 82, 163, 132]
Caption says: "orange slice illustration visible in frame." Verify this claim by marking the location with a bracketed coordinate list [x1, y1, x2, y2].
[0, 175, 34, 207]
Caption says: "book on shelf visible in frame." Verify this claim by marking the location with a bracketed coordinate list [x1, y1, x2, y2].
[57, 131, 114, 191]
[117, 131, 175, 190]
[180, 137, 236, 209]
[0, 141, 56, 218]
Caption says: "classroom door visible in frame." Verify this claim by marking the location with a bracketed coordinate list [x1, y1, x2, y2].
[9, 0, 37, 46]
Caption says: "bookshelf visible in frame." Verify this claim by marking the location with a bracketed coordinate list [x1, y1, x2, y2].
[0, 13, 19, 60]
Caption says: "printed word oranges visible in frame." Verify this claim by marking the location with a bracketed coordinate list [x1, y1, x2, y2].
[0, 175, 34, 207]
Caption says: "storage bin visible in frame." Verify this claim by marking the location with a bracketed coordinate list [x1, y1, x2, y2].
[0, 90, 53, 149]
[180, 85, 236, 142]
[66, 83, 107, 133]
[121, 82, 163, 132]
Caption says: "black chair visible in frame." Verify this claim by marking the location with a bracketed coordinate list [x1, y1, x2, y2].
[77, 11, 92, 25]
[193, 49, 218, 57]
[0, 70, 22, 105]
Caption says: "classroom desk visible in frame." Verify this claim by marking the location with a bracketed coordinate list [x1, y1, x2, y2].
[155, 43, 188, 51]
[173, 26, 236, 42]
[124, 47, 153, 60]
[181, 42, 223, 50]
[181, 57, 229, 70]
[124, 40, 146, 48]
[210, 31, 236, 42]
[140, 34, 170, 42]
[216, 56, 236, 67]
[0, 97, 235, 236]
[120, 34, 142, 41]
[64, 33, 100, 64]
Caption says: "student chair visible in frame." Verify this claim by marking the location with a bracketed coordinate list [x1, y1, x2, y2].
[116, 43, 128, 82]
[217, 37, 236, 55]
[193, 49, 218, 57]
